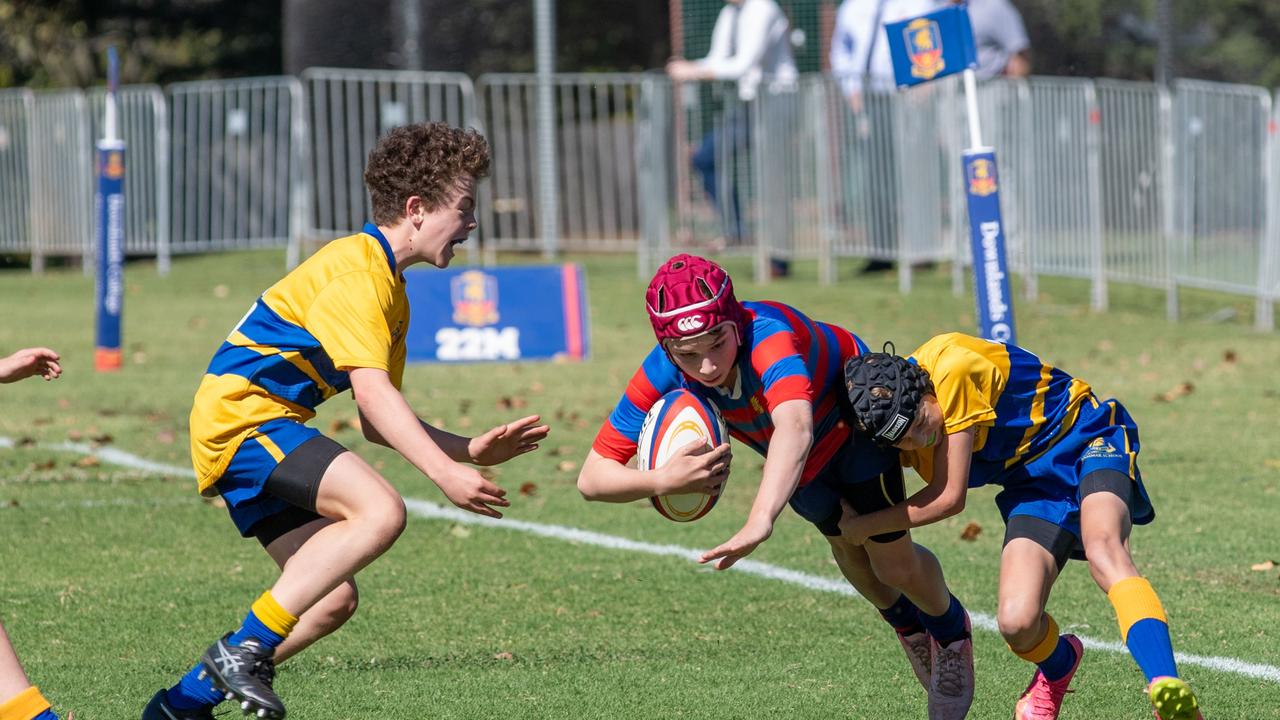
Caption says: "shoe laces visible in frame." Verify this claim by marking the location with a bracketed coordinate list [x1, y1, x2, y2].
[904, 633, 931, 669]
[933, 644, 969, 697]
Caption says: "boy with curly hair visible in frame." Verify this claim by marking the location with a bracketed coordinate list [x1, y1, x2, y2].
[143, 123, 550, 720]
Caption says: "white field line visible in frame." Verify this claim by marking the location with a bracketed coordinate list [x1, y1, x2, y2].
[6, 437, 1278, 684]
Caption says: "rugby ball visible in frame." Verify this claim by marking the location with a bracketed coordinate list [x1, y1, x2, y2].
[637, 389, 729, 522]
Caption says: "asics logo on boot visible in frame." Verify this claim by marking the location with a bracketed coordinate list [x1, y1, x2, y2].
[212, 642, 246, 674]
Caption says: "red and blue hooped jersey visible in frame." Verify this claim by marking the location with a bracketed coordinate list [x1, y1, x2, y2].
[592, 301, 868, 484]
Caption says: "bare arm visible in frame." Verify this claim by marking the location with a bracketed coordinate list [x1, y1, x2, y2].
[0, 347, 61, 383]
[700, 399, 812, 570]
[578, 444, 731, 503]
[359, 406, 471, 460]
[1005, 51, 1031, 78]
[349, 367, 509, 517]
[844, 428, 975, 541]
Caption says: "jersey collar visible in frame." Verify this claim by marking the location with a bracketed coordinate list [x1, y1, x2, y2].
[362, 222, 398, 276]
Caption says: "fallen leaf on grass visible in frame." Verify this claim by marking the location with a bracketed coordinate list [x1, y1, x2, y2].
[1153, 381, 1194, 403]
[1251, 560, 1277, 572]
[449, 524, 471, 539]
[75, 456, 100, 468]
[16, 437, 35, 448]
[155, 430, 176, 444]
[498, 395, 528, 410]
[1223, 349, 1238, 364]
[30, 460, 55, 471]
[519, 482, 538, 496]
[6, 499, 18, 508]
[66, 429, 82, 441]
[960, 522, 982, 541]
[493, 652, 514, 661]
[90, 433, 114, 446]
[556, 460, 578, 473]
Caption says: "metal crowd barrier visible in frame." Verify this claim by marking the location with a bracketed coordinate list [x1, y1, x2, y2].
[301, 67, 476, 247]
[0, 70, 1276, 329]
[0, 89, 32, 255]
[476, 73, 647, 258]
[167, 76, 305, 256]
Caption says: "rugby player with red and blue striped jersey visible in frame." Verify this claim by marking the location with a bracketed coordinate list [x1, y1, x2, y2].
[577, 255, 975, 718]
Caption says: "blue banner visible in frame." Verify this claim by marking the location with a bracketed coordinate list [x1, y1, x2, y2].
[885, 5, 977, 89]
[95, 139, 126, 370]
[403, 265, 590, 363]
[964, 149, 1016, 344]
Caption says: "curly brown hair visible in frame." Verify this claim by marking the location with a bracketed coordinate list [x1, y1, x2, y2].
[363, 122, 491, 225]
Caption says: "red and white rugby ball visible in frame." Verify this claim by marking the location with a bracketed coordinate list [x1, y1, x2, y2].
[637, 389, 729, 522]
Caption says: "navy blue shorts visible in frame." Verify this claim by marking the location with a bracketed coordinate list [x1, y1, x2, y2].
[789, 431, 907, 541]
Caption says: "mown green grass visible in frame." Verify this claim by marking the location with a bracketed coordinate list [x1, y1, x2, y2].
[1, 251, 1277, 719]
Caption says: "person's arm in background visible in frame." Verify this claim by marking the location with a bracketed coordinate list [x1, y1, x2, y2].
[830, 1, 867, 111]
[994, 0, 1031, 77]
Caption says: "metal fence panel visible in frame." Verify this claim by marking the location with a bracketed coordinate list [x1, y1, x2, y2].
[88, 85, 169, 260]
[167, 76, 303, 253]
[29, 89, 93, 265]
[1173, 80, 1270, 299]
[302, 68, 476, 240]
[0, 89, 32, 254]
[1095, 79, 1171, 290]
[1024, 78, 1104, 297]
[478, 73, 646, 255]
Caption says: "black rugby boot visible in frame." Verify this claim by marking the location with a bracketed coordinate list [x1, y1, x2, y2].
[197, 634, 285, 719]
[140, 690, 215, 720]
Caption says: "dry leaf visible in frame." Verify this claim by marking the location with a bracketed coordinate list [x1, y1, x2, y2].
[16, 437, 35, 448]
[75, 455, 100, 468]
[449, 524, 471, 539]
[959, 522, 982, 541]
[1251, 560, 1276, 572]
[156, 430, 176, 444]
[328, 419, 348, 434]
[213, 284, 230, 298]
[31, 460, 56, 471]
[1153, 381, 1194, 403]
[90, 433, 114, 446]
[66, 429, 82, 441]
[1223, 349, 1238, 364]
[32, 417, 52, 426]
[493, 652, 514, 661]
[557, 460, 578, 473]
[347, 416, 362, 432]
[519, 482, 538, 496]
[6, 499, 19, 507]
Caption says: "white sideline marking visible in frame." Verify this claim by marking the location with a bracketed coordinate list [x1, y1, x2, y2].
[6, 437, 1279, 684]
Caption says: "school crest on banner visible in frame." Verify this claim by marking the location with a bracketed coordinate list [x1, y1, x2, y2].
[967, 157, 998, 197]
[905, 19, 945, 81]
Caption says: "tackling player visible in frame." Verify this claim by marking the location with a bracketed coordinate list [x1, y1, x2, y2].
[142, 123, 550, 720]
[577, 255, 975, 719]
[1, 347, 66, 720]
[841, 333, 1203, 720]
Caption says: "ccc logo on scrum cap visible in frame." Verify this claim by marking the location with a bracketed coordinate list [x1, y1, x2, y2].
[676, 315, 706, 332]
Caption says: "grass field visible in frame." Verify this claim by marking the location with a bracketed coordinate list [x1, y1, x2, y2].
[1, 251, 1278, 719]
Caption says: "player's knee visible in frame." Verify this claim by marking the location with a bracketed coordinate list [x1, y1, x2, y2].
[353, 489, 406, 552]
[870, 553, 919, 590]
[997, 599, 1043, 647]
[312, 581, 360, 633]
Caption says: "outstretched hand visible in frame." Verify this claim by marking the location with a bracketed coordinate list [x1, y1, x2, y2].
[0, 347, 61, 383]
[698, 516, 773, 571]
[468, 414, 550, 466]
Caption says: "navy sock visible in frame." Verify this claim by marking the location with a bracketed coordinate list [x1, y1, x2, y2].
[878, 594, 926, 635]
[917, 594, 969, 646]
[166, 664, 223, 710]
[1038, 636, 1080, 681]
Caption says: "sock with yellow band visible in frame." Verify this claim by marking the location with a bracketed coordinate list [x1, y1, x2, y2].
[1011, 614, 1078, 681]
[1108, 576, 1178, 682]
[0, 686, 59, 720]
[166, 590, 300, 711]
[228, 591, 299, 652]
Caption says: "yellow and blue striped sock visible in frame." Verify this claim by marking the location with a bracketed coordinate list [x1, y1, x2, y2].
[1109, 576, 1178, 682]
[0, 686, 59, 720]
[1011, 614, 1078, 681]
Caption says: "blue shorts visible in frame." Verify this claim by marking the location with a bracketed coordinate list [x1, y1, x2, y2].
[789, 430, 905, 538]
[215, 418, 322, 537]
[994, 397, 1155, 542]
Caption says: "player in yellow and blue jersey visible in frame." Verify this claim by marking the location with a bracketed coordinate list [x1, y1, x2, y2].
[141, 123, 550, 720]
[1, 348, 66, 720]
[841, 333, 1203, 720]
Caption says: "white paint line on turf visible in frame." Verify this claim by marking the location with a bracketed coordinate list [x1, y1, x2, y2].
[5, 437, 1278, 684]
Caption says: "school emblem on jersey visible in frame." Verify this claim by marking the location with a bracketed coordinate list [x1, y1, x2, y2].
[103, 150, 125, 180]
[967, 157, 998, 197]
[904, 18, 946, 81]
[451, 270, 499, 327]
